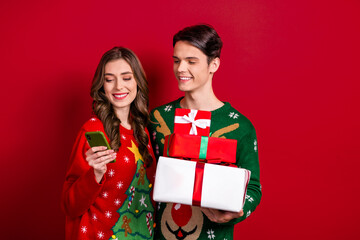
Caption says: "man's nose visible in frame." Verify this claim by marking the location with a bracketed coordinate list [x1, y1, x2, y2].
[177, 61, 187, 72]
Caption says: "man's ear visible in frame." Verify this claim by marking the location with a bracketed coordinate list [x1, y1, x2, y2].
[209, 57, 220, 74]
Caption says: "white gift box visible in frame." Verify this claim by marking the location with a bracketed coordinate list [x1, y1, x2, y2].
[153, 156, 251, 212]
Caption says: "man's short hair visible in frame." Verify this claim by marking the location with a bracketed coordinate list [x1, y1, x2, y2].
[173, 24, 223, 63]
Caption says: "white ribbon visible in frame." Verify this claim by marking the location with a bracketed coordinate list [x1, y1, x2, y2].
[174, 109, 211, 135]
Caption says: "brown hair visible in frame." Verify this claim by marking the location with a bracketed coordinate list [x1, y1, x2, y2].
[90, 47, 152, 166]
[173, 24, 223, 64]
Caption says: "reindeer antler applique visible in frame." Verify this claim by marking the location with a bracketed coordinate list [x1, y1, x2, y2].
[153, 110, 171, 144]
[211, 123, 239, 138]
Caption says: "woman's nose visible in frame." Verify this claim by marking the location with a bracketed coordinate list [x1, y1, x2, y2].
[115, 79, 124, 90]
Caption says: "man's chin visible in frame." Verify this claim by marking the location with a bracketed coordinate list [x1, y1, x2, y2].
[178, 84, 193, 92]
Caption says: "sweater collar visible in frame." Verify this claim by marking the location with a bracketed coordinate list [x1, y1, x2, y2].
[174, 97, 231, 116]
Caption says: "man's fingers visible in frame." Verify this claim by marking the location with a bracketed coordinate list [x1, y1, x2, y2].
[201, 208, 244, 223]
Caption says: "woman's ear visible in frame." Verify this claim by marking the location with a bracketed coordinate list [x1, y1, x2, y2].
[209, 57, 220, 74]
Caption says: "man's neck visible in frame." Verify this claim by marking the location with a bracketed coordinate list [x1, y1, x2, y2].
[181, 88, 224, 111]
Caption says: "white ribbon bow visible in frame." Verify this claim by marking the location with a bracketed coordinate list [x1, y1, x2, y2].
[174, 109, 211, 135]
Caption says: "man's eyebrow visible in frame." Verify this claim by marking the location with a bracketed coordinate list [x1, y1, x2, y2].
[172, 56, 199, 60]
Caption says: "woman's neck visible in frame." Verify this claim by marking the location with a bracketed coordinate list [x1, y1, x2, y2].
[114, 107, 132, 130]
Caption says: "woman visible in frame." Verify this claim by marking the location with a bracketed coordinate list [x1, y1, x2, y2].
[62, 47, 156, 240]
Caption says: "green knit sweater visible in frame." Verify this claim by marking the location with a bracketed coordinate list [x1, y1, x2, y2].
[149, 97, 261, 240]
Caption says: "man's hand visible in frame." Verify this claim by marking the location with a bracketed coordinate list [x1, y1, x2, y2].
[200, 208, 244, 223]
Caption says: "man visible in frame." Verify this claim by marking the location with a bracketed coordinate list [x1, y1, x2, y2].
[149, 24, 261, 240]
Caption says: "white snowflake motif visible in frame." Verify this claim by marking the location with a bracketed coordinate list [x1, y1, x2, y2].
[164, 105, 172, 112]
[123, 155, 130, 163]
[105, 211, 112, 218]
[114, 198, 121, 206]
[229, 112, 239, 119]
[139, 195, 148, 207]
[254, 139, 258, 152]
[207, 229, 215, 239]
[108, 169, 115, 177]
[147, 144, 151, 149]
[246, 210, 251, 218]
[117, 181, 123, 189]
[97, 231, 105, 239]
[121, 134, 127, 140]
[81, 226, 87, 233]
[245, 194, 254, 203]
[92, 214, 98, 221]
[102, 192, 109, 198]
[90, 118, 97, 122]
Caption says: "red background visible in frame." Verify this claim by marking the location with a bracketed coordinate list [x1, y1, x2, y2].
[1, 0, 359, 239]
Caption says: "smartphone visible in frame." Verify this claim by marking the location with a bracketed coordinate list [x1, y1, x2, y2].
[85, 131, 116, 163]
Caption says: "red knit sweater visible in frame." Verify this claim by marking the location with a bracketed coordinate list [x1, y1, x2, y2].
[61, 117, 156, 240]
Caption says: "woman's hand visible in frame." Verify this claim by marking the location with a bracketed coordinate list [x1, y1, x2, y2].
[85, 146, 117, 183]
[200, 208, 244, 223]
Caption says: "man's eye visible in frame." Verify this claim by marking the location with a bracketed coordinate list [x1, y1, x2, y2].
[189, 61, 196, 64]
[174, 60, 180, 64]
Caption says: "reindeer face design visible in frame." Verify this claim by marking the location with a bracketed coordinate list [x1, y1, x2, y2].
[161, 203, 203, 240]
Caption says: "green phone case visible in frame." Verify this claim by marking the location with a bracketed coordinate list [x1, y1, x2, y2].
[85, 131, 116, 163]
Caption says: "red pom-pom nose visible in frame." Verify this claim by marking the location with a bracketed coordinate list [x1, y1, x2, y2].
[171, 203, 192, 227]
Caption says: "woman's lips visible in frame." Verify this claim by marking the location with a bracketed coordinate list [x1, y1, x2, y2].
[113, 93, 128, 100]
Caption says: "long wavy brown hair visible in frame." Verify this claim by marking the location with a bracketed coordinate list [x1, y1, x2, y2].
[90, 47, 152, 166]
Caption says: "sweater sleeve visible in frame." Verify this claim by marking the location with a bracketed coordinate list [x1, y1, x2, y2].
[225, 127, 262, 225]
[61, 127, 105, 218]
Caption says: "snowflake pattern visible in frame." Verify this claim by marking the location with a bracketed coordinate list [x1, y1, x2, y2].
[90, 118, 97, 122]
[97, 231, 104, 239]
[102, 192, 109, 198]
[207, 229, 215, 239]
[121, 134, 127, 140]
[139, 195, 148, 207]
[92, 214, 98, 221]
[245, 194, 254, 203]
[114, 198, 121, 206]
[123, 155, 130, 163]
[116, 181, 123, 189]
[254, 139, 258, 152]
[81, 226, 87, 233]
[164, 105, 172, 112]
[108, 169, 115, 177]
[246, 210, 251, 218]
[105, 211, 112, 218]
[229, 112, 239, 119]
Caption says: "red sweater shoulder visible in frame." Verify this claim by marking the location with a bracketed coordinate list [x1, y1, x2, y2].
[81, 117, 105, 132]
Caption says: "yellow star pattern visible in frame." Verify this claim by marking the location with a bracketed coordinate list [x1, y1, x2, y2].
[127, 140, 144, 163]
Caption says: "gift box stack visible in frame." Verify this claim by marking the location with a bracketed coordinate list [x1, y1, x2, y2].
[153, 109, 251, 212]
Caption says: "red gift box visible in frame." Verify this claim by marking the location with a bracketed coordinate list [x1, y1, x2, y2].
[174, 109, 211, 136]
[163, 133, 237, 164]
